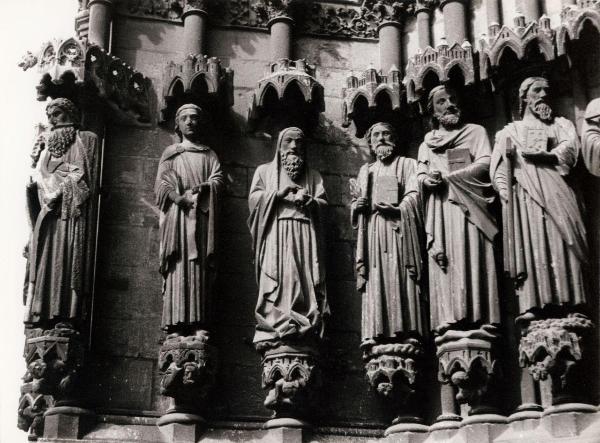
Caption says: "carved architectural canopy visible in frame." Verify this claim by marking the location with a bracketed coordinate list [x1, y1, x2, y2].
[342, 65, 402, 137]
[247, 59, 325, 131]
[160, 55, 234, 122]
[21, 39, 151, 125]
[479, 15, 554, 81]
[404, 38, 474, 103]
[557, 0, 600, 56]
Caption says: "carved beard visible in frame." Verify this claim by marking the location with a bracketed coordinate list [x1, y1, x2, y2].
[437, 111, 462, 129]
[281, 152, 305, 181]
[47, 126, 76, 158]
[531, 100, 553, 122]
[375, 143, 395, 161]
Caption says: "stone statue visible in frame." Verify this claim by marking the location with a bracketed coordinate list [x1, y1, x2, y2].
[491, 77, 588, 315]
[155, 104, 223, 335]
[24, 98, 98, 329]
[581, 97, 600, 176]
[417, 85, 500, 333]
[350, 122, 425, 347]
[248, 127, 329, 347]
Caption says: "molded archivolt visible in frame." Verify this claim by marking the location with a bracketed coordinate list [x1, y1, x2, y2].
[160, 54, 234, 123]
[404, 39, 475, 103]
[557, 1, 600, 56]
[342, 65, 402, 137]
[247, 58, 325, 130]
[479, 15, 555, 81]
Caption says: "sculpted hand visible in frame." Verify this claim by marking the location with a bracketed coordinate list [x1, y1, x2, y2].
[276, 185, 299, 200]
[423, 170, 443, 191]
[177, 190, 196, 209]
[354, 196, 369, 213]
[374, 202, 401, 216]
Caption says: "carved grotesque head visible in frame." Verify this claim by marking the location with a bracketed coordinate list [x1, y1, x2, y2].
[278, 127, 306, 181]
[175, 103, 204, 142]
[46, 98, 79, 129]
[182, 361, 200, 385]
[366, 122, 398, 162]
[428, 85, 462, 130]
[520, 77, 552, 122]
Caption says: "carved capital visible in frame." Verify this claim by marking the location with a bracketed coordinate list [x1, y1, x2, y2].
[519, 313, 594, 405]
[415, 0, 438, 13]
[436, 325, 501, 415]
[361, 0, 415, 27]
[439, 0, 466, 10]
[18, 324, 85, 440]
[261, 345, 321, 420]
[363, 339, 424, 424]
[254, 0, 301, 25]
[158, 331, 217, 415]
[182, 0, 210, 17]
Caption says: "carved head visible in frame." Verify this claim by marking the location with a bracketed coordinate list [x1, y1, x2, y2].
[27, 359, 47, 380]
[365, 122, 398, 162]
[175, 103, 204, 142]
[278, 127, 306, 181]
[46, 98, 79, 129]
[428, 85, 462, 130]
[520, 77, 552, 122]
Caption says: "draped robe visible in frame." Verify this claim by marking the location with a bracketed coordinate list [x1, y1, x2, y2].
[248, 159, 328, 344]
[155, 143, 223, 329]
[417, 123, 500, 331]
[351, 157, 425, 343]
[491, 117, 588, 313]
[25, 131, 98, 326]
[582, 117, 600, 177]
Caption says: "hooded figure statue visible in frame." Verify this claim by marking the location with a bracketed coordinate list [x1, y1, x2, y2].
[248, 127, 329, 346]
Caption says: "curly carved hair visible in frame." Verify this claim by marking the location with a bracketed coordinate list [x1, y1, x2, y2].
[46, 98, 80, 126]
[365, 122, 398, 153]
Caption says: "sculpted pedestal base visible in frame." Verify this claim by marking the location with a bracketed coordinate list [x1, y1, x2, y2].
[18, 324, 90, 441]
[363, 339, 427, 435]
[435, 325, 503, 423]
[518, 312, 595, 410]
[258, 343, 321, 429]
[157, 331, 216, 441]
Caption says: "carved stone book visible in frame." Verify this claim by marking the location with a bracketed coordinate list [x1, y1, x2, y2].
[373, 175, 398, 204]
[447, 147, 472, 172]
[525, 128, 548, 152]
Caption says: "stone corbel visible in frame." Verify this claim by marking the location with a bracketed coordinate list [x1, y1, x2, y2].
[258, 343, 321, 429]
[557, 0, 600, 57]
[160, 55, 234, 123]
[157, 332, 217, 442]
[20, 39, 151, 126]
[342, 65, 402, 137]
[518, 313, 596, 411]
[404, 38, 475, 103]
[479, 14, 555, 81]
[18, 324, 93, 441]
[363, 340, 428, 436]
[247, 58, 325, 133]
[435, 325, 505, 426]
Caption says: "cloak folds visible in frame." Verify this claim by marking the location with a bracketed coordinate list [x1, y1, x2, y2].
[248, 156, 329, 344]
[491, 118, 588, 312]
[155, 143, 223, 329]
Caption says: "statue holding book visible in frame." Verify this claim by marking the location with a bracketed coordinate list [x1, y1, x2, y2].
[491, 77, 588, 315]
[417, 86, 499, 333]
[350, 122, 425, 347]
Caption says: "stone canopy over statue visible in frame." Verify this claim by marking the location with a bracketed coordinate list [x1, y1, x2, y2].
[24, 98, 98, 330]
[417, 85, 500, 332]
[491, 77, 588, 316]
[248, 127, 329, 348]
[155, 103, 223, 336]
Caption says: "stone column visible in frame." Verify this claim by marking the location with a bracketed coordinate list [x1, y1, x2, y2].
[270, 16, 294, 60]
[517, 0, 540, 23]
[182, 1, 209, 56]
[378, 22, 402, 73]
[441, 0, 467, 45]
[485, 0, 500, 27]
[88, 0, 113, 49]
[416, 3, 433, 49]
